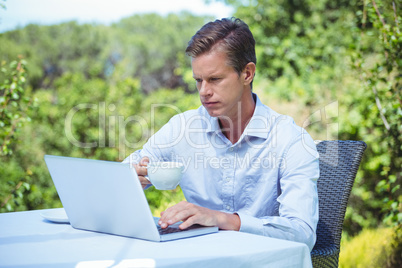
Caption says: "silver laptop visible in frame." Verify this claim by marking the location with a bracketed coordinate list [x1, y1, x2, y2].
[44, 155, 218, 241]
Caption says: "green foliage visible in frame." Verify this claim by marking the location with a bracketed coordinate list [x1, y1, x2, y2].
[112, 13, 209, 93]
[0, 13, 208, 93]
[0, 56, 37, 212]
[344, 0, 401, 228]
[221, 0, 358, 103]
[0, 57, 35, 155]
[0, 22, 110, 89]
[339, 227, 402, 268]
[0, 160, 32, 212]
[1, 72, 146, 211]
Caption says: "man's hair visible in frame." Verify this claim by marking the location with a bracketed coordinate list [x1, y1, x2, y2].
[186, 17, 256, 76]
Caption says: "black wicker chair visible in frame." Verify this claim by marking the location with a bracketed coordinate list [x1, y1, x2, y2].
[311, 140, 366, 268]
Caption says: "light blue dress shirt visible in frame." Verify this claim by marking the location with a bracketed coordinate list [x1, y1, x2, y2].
[125, 94, 319, 251]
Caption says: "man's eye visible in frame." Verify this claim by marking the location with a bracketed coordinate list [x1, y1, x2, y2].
[210, 78, 220, 82]
[195, 78, 202, 83]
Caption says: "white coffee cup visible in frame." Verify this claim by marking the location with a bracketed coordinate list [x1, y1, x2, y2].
[146, 162, 184, 190]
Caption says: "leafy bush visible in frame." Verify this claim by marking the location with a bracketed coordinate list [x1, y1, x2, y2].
[348, 0, 401, 228]
[0, 56, 37, 212]
[0, 57, 35, 155]
[340, 227, 402, 268]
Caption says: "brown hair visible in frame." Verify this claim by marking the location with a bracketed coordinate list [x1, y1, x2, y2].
[186, 17, 256, 76]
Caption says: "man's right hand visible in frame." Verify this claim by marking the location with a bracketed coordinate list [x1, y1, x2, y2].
[134, 157, 150, 189]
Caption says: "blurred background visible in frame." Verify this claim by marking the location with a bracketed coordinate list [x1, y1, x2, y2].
[0, 0, 400, 267]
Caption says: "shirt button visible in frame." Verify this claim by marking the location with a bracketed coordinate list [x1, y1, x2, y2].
[226, 205, 231, 210]
[229, 147, 234, 152]
[225, 177, 230, 182]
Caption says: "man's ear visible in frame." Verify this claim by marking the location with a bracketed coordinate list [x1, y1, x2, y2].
[242, 62, 256, 85]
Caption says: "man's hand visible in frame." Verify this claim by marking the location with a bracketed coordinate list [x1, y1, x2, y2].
[134, 157, 150, 189]
[158, 201, 241, 231]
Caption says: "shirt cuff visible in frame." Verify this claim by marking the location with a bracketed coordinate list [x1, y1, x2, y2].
[236, 212, 264, 235]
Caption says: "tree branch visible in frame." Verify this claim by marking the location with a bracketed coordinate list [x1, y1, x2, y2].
[372, 0, 388, 45]
[372, 86, 391, 131]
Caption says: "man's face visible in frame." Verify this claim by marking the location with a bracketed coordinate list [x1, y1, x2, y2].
[191, 48, 250, 121]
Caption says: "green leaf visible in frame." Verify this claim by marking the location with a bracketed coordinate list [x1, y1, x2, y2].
[11, 92, 19, 100]
[391, 185, 400, 194]
[23, 182, 31, 191]
[9, 61, 17, 68]
[388, 175, 396, 183]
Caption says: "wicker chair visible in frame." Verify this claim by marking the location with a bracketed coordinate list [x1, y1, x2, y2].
[311, 140, 367, 268]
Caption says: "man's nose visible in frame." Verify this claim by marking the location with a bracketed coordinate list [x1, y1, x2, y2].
[199, 81, 212, 97]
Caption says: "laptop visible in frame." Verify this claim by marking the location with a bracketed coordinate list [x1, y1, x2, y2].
[44, 155, 218, 241]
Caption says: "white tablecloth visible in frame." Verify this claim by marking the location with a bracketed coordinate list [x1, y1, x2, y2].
[0, 209, 312, 267]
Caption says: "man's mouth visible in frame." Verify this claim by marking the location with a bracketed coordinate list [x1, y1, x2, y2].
[202, 101, 219, 107]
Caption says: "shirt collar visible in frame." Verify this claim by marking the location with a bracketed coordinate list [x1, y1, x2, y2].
[205, 113, 220, 133]
[242, 93, 270, 139]
[201, 93, 270, 139]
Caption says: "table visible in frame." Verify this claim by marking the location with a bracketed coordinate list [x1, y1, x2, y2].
[0, 209, 312, 267]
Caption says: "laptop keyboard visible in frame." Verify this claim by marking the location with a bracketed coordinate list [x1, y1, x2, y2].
[157, 225, 183, 235]
[157, 224, 204, 235]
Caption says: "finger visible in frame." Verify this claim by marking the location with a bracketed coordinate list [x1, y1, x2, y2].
[139, 156, 149, 166]
[160, 201, 189, 221]
[168, 210, 192, 225]
[135, 165, 148, 176]
[159, 209, 177, 227]
[160, 202, 192, 227]
[139, 176, 151, 185]
[179, 216, 198, 230]
[133, 156, 149, 175]
[180, 206, 217, 229]
[159, 204, 182, 226]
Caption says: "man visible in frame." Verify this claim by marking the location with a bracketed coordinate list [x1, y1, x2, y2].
[125, 18, 319, 251]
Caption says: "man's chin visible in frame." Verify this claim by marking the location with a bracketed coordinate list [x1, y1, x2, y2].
[205, 108, 220, 118]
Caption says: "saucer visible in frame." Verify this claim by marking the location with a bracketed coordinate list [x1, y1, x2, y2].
[40, 208, 69, 223]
